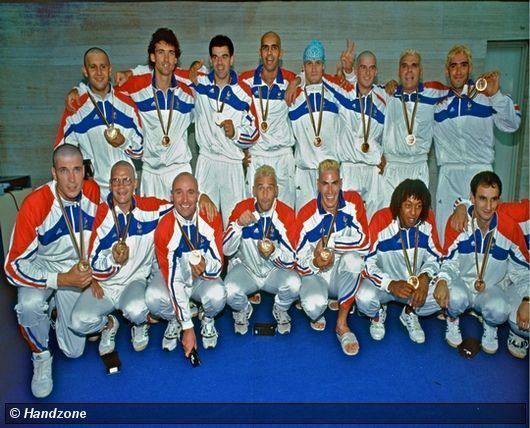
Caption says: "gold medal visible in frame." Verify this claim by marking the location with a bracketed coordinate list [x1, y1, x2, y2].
[320, 247, 333, 262]
[115, 241, 128, 254]
[104, 125, 120, 143]
[401, 91, 419, 148]
[472, 216, 494, 295]
[214, 112, 224, 126]
[152, 87, 175, 148]
[359, 92, 373, 156]
[189, 249, 202, 266]
[475, 77, 487, 93]
[474, 279, 486, 292]
[258, 85, 270, 133]
[87, 90, 120, 147]
[400, 223, 420, 290]
[77, 260, 90, 272]
[304, 86, 325, 150]
[408, 275, 419, 289]
[110, 201, 133, 263]
[258, 238, 275, 257]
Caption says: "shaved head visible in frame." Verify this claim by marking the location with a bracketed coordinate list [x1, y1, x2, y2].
[172, 172, 197, 190]
[111, 160, 136, 179]
[261, 31, 281, 48]
[171, 172, 199, 219]
[83, 47, 110, 67]
[53, 144, 83, 168]
[356, 50, 377, 67]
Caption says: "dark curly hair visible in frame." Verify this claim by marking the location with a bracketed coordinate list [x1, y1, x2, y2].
[390, 179, 431, 223]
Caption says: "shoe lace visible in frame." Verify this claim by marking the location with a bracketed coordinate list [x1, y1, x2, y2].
[165, 320, 179, 338]
[34, 357, 51, 379]
[378, 306, 387, 323]
[508, 332, 528, 348]
[201, 317, 216, 337]
[447, 323, 459, 334]
[234, 306, 250, 325]
[406, 312, 421, 331]
[134, 324, 148, 340]
[482, 325, 497, 343]
[274, 306, 290, 324]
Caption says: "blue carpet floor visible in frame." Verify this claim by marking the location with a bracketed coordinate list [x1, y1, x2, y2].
[1, 277, 528, 427]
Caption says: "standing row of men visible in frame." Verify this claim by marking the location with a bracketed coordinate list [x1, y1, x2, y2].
[57, 29, 521, 240]
[5, 144, 529, 399]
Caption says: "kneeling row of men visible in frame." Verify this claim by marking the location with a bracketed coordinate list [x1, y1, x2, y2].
[5, 144, 529, 398]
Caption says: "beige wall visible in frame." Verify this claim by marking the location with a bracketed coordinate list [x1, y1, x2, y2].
[0, 1, 528, 197]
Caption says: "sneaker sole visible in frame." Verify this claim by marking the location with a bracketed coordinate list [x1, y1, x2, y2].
[162, 340, 177, 352]
[276, 324, 291, 335]
[446, 338, 462, 348]
[234, 326, 248, 335]
[508, 348, 527, 359]
[133, 341, 149, 352]
[481, 344, 498, 355]
[370, 330, 385, 341]
[202, 338, 217, 349]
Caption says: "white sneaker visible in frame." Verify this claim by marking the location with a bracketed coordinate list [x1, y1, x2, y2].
[445, 317, 462, 348]
[99, 314, 119, 356]
[201, 316, 218, 349]
[370, 305, 387, 341]
[162, 318, 181, 351]
[507, 331, 529, 359]
[481, 323, 498, 354]
[31, 350, 53, 398]
[131, 323, 149, 352]
[233, 303, 253, 335]
[273, 304, 291, 334]
[399, 307, 425, 344]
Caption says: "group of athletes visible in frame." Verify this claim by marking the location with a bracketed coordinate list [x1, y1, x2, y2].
[4, 28, 529, 399]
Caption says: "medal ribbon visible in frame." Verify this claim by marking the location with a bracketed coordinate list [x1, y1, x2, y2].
[260, 199, 276, 241]
[175, 210, 199, 251]
[304, 85, 325, 141]
[321, 211, 337, 248]
[215, 87, 226, 113]
[451, 79, 482, 102]
[55, 187, 85, 263]
[87, 90, 114, 129]
[258, 85, 271, 125]
[359, 92, 373, 147]
[472, 216, 495, 283]
[110, 201, 133, 244]
[399, 223, 419, 278]
[152, 87, 175, 138]
[401, 90, 419, 137]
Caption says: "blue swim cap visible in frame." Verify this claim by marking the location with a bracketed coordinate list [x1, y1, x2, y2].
[303, 39, 325, 63]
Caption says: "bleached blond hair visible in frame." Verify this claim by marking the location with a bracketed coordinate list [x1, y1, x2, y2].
[318, 159, 340, 178]
[446, 44, 472, 69]
[254, 164, 277, 186]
